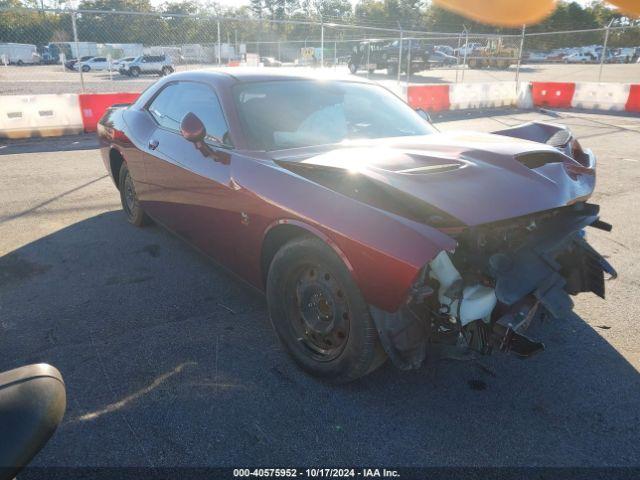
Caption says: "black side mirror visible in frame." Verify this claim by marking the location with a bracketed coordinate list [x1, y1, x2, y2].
[415, 108, 432, 123]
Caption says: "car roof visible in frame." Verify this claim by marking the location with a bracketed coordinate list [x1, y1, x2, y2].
[165, 68, 376, 86]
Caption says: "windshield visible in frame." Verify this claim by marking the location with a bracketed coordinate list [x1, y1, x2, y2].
[233, 80, 434, 151]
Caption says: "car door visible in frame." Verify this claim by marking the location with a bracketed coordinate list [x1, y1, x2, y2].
[140, 81, 241, 267]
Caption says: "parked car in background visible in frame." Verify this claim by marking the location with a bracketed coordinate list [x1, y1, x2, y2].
[434, 45, 455, 56]
[65, 55, 94, 71]
[454, 42, 481, 56]
[119, 54, 174, 77]
[74, 56, 112, 72]
[112, 56, 136, 69]
[97, 71, 616, 382]
[563, 52, 596, 63]
[524, 51, 548, 63]
[428, 50, 458, 67]
[261, 56, 282, 67]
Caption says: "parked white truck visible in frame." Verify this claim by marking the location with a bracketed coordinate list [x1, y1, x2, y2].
[0, 43, 40, 65]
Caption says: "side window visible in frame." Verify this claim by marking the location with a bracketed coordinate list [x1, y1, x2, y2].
[147, 82, 232, 147]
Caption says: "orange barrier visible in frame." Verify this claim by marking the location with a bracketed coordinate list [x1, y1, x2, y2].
[407, 85, 450, 112]
[625, 84, 640, 113]
[227, 60, 241, 67]
[79, 93, 140, 132]
[531, 82, 575, 108]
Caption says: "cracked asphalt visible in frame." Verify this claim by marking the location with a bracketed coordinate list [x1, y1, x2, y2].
[0, 109, 639, 470]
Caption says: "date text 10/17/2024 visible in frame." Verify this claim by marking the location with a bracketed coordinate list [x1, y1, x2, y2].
[233, 469, 401, 478]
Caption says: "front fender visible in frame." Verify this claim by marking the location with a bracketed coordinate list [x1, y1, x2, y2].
[238, 157, 457, 312]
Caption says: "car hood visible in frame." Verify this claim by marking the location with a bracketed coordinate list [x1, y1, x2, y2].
[272, 131, 595, 226]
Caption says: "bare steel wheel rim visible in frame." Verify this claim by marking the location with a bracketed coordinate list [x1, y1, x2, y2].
[288, 264, 350, 361]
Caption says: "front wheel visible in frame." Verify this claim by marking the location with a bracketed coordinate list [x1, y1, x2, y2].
[118, 163, 150, 227]
[266, 236, 386, 383]
[81, 65, 90, 72]
[129, 67, 140, 77]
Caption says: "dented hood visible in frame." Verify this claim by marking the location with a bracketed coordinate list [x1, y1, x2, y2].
[272, 132, 596, 226]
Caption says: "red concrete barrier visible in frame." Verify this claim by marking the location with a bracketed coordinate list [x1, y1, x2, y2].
[625, 84, 640, 113]
[407, 85, 450, 112]
[531, 82, 575, 108]
[79, 93, 140, 132]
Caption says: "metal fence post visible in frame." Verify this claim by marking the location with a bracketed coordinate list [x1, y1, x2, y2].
[515, 24, 526, 91]
[397, 24, 403, 84]
[461, 26, 469, 83]
[406, 37, 412, 90]
[217, 19, 221, 66]
[320, 18, 324, 67]
[599, 19, 614, 83]
[334, 41, 337, 69]
[70, 10, 84, 92]
[455, 30, 463, 83]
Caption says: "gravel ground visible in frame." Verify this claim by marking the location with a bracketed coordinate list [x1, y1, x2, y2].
[1, 62, 639, 95]
[0, 110, 639, 472]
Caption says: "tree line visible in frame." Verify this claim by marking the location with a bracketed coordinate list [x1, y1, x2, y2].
[1, 0, 639, 51]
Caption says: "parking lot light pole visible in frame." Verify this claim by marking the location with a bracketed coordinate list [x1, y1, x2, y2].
[599, 18, 615, 83]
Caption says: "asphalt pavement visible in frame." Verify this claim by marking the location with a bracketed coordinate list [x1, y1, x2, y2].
[0, 109, 639, 469]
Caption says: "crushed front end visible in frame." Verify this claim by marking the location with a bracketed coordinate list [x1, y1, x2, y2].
[371, 202, 617, 370]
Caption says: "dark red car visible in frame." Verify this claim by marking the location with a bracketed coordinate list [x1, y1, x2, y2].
[98, 70, 616, 382]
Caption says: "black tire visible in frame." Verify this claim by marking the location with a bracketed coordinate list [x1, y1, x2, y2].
[17, 60, 24, 66]
[348, 62, 357, 74]
[266, 236, 386, 383]
[160, 66, 171, 76]
[81, 65, 90, 72]
[118, 163, 150, 227]
[130, 67, 140, 77]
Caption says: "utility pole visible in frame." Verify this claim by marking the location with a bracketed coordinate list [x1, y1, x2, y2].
[599, 18, 615, 83]
[461, 25, 469, 83]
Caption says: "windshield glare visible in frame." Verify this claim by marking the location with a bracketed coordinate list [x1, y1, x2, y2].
[233, 80, 434, 151]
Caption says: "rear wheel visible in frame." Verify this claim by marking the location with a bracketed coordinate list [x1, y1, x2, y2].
[118, 163, 150, 227]
[160, 66, 172, 76]
[81, 65, 90, 72]
[348, 62, 357, 74]
[266, 236, 386, 383]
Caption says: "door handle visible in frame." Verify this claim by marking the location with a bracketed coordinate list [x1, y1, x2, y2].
[148, 139, 159, 150]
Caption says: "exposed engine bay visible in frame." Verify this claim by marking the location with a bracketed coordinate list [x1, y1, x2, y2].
[371, 202, 617, 369]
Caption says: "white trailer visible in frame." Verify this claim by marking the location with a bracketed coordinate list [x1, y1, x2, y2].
[0, 43, 39, 65]
[98, 43, 144, 60]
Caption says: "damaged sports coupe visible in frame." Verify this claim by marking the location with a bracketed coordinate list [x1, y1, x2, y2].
[98, 71, 616, 382]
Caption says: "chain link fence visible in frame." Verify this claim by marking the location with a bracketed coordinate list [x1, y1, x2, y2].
[1, 7, 639, 95]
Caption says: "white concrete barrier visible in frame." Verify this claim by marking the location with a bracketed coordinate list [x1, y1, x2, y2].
[449, 82, 518, 110]
[0, 94, 84, 139]
[571, 82, 631, 111]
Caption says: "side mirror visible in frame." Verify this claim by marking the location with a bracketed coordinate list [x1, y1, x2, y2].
[181, 112, 206, 143]
[415, 108, 432, 123]
[180, 112, 228, 163]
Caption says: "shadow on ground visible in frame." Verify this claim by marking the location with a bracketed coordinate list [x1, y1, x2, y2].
[0, 210, 639, 468]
